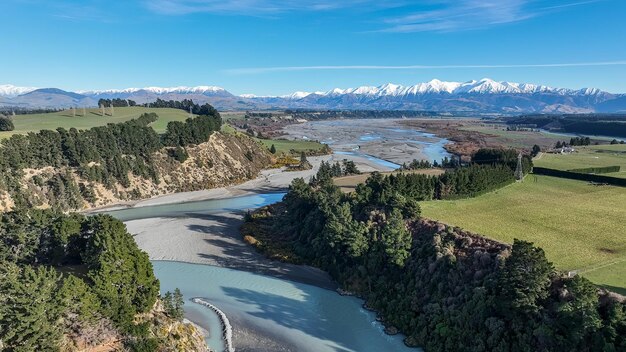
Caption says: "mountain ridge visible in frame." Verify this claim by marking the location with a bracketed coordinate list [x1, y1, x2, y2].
[1, 79, 625, 113]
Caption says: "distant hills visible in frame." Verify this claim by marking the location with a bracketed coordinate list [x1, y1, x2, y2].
[2, 79, 625, 114]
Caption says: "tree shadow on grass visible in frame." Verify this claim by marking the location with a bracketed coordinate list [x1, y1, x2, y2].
[599, 284, 626, 296]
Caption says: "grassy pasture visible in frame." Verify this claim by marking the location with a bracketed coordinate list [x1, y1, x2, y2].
[0, 107, 193, 138]
[420, 175, 626, 291]
[222, 123, 328, 156]
[257, 138, 327, 155]
[534, 144, 626, 179]
[459, 124, 569, 149]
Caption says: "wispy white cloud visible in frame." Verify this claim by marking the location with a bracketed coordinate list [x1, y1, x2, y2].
[145, 0, 395, 15]
[224, 60, 626, 74]
[378, 0, 605, 33]
[145, 0, 604, 33]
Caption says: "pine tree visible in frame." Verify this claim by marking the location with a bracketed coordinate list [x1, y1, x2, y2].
[173, 288, 185, 320]
[163, 288, 185, 320]
[0, 264, 64, 351]
[270, 144, 277, 154]
[498, 239, 553, 314]
[380, 209, 412, 267]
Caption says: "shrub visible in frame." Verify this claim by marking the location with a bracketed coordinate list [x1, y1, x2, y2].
[0, 116, 15, 131]
[168, 146, 189, 163]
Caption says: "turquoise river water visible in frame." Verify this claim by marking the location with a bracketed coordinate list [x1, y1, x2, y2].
[108, 193, 420, 352]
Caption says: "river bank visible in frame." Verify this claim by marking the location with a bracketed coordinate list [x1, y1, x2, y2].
[281, 118, 452, 165]
[89, 151, 396, 213]
[99, 120, 451, 351]
[98, 151, 402, 291]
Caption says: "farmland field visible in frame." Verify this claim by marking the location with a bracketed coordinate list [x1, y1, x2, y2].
[534, 144, 626, 179]
[256, 137, 327, 155]
[221, 122, 328, 156]
[421, 175, 626, 292]
[459, 124, 569, 149]
[0, 107, 193, 138]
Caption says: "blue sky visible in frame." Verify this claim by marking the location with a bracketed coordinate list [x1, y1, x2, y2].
[1, 0, 625, 95]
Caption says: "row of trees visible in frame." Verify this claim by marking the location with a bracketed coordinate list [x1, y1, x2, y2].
[143, 98, 219, 116]
[248, 149, 626, 351]
[97, 98, 137, 107]
[0, 209, 167, 350]
[507, 114, 626, 139]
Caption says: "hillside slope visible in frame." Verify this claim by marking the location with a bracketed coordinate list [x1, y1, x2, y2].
[1, 132, 272, 212]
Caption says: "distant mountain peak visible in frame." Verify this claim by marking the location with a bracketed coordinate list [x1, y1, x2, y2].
[79, 85, 228, 95]
[259, 79, 607, 100]
[0, 80, 621, 113]
[0, 84, 38, 97]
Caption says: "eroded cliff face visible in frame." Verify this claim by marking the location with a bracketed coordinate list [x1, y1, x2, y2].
[60, 300, 211, 352]
[2, 132, 272, 212]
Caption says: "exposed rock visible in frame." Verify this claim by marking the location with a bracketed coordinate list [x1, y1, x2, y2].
[0, 132, 272, 212]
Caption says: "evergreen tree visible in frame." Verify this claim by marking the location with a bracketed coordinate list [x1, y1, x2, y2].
[0, 264, 64, 351]
[531, 144, 541, 157]
[498, 239, 553, 314]
[379, 208, 412, 267]
[270, 144, 277, 154]
[0, 116, 15, 131]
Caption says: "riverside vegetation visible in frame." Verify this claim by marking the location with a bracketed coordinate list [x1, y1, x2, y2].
[0, 103, 273, 211]
[243, 148, 626, 351]
[0, 101, 274, 351]
[0, 209, 208, 351]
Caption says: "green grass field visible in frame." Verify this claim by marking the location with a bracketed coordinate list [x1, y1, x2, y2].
[460, 125, 568, 149]
[257, 138, 327, 155]
[221, 123, 327, 155]
[1, 107, 193, 138]
[534, 144, 626, 179]
[421, 175, 626, 292]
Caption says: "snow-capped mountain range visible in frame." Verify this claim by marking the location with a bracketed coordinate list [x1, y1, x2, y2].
[270, 79, 602, 99]
[0, 84, 39, 98]
[1, 79, 624, 113]
[77, 85, 228, 96]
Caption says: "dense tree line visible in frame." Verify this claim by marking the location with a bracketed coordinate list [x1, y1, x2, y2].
[162, 113, 222, 147]
[0, 209, 164, 350]
[356, 163, 515, 202]
[506, 114, 626, 138]
[569, 137, 592, 146]
[0, 107, 222, 210]
[98, 98, 137, 107]
[401, 159, 433, 170]
[0, 108, 62, 115]
[472, 148, 532, 174]
[143, 98, 219, 116]
[246, 163, 626, 351]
